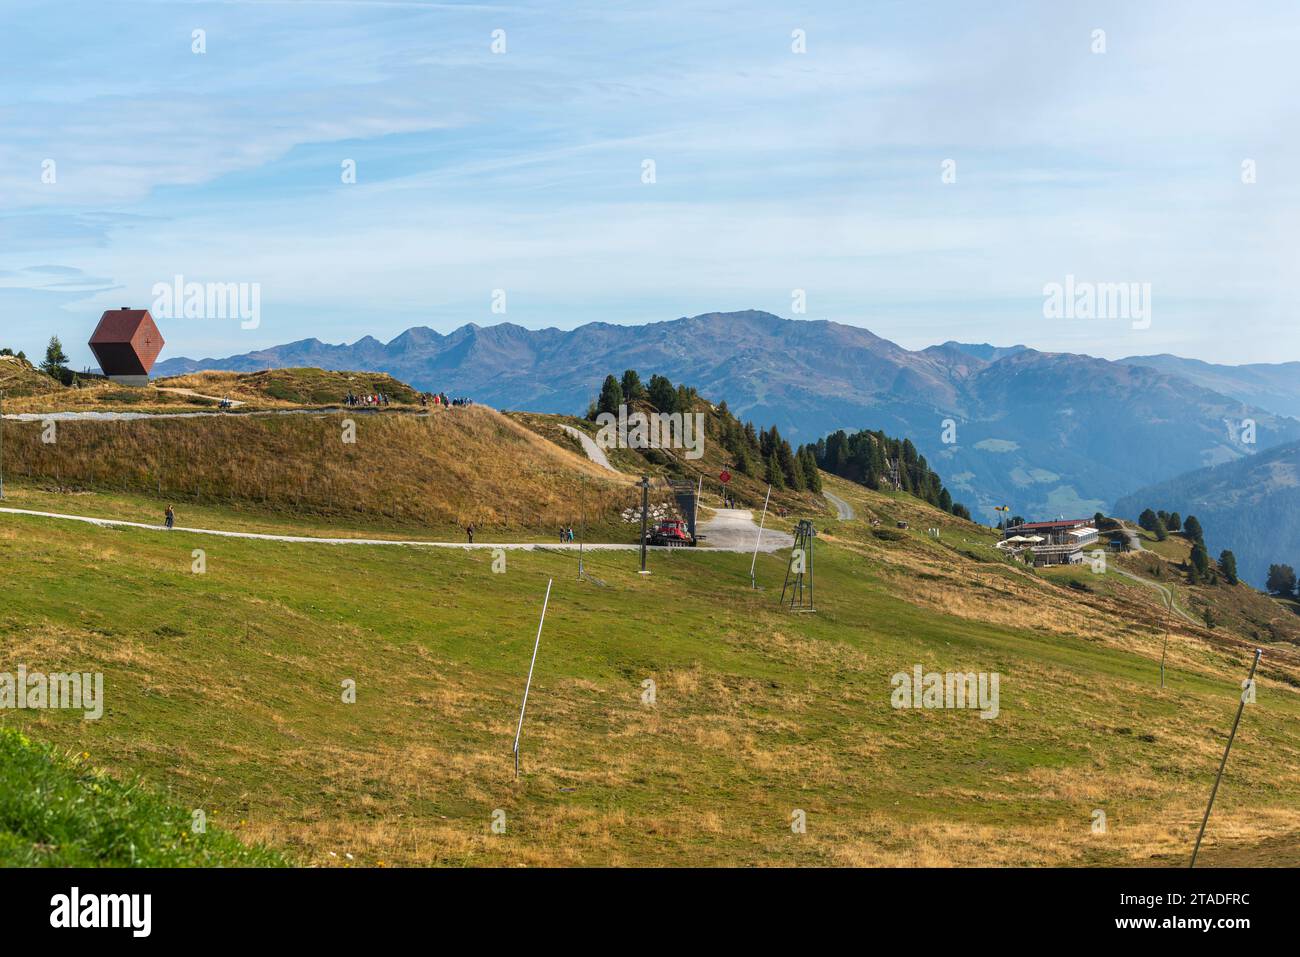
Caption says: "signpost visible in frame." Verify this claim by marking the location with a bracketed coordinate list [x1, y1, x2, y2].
[637, 475, 651, 575]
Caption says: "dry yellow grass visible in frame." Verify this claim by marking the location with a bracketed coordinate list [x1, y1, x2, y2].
[6, 448, 1299, 868]
[818, 487, 1300, 683]
[4, 405, 635, 530]
[0, 354, 61, 398]
[156, 369, 422, 407]
[1, 367, 427, 413]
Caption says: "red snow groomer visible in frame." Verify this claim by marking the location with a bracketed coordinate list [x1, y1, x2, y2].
[646, 519, 696, 547]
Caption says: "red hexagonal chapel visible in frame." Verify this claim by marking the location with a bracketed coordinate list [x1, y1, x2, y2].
[88, 308, 165, 386]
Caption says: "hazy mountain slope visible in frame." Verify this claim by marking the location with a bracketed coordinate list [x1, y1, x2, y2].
[155, 311, 1300, 522]
[941, 350, 1291, 521]
[157, 311, 963, 418]
[1120, 354, 1300, 419]
[1114, 440, 1300, 589]
[931, 341, 1029, 364]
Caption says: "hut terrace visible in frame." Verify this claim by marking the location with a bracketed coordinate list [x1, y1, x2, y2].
[998, 519, 1098, 567]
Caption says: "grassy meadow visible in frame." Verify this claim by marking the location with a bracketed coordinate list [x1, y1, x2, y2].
[0, 728, 283, 867]
[2, 472, 1298, 867]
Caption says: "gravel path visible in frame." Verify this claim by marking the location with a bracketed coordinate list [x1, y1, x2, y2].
[823, 490, 855, 520]
[558, 424, 617, 472]
[1116, 521, 1145, 552]
[696, 508, 794, 551]
[1098, 524, 1198, 623]
[155, 386, 246, 407]
[1106, 560, 1201, 626]
[0, 407, 402, 422]
[0, 506, 791, 553]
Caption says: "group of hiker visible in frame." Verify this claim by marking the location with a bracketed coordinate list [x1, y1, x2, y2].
[421, 392, 473, 408]
[339, 390, 476, 409]
[344, 392, 389, 407]
[559, 526, 576, 543]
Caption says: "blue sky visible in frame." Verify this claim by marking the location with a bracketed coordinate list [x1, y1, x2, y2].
[2, 0, 1298, 369]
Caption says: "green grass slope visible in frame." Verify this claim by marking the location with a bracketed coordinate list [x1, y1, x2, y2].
[0, 728, 283, 866]
[2, 475, 1298, 867]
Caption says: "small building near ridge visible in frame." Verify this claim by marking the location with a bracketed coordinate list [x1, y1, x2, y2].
[89, 308, 165, 386]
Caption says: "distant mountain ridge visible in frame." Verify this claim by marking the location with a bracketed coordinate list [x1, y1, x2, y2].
[1115, 439, 1300, 590]
[1118, 354, 1300, 419]
[936, 341, 1030, 363]
[155, 310, 1300, 523]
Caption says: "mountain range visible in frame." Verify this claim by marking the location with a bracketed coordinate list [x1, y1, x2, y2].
[1116, 439, 1300, 591]
[154, 310, 1300, 525]
[1116, 354, 1300, 420]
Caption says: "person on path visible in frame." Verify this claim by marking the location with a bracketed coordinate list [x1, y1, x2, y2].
[466, 524, 474, 544]
[164, 505, 175, 530]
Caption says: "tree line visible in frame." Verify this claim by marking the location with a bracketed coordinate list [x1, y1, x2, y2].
[587, 370, 821, 492]
[1137, 507, 1238, 586]
[1265, 563, 1298, 599]
[1135, 503, 1300, 602]
[588, 371, 977, 516]
[809, 428, 970, 519]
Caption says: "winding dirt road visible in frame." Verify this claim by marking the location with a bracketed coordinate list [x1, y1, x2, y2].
[0, 506, 792, 554]
[1107, 561, 1201, 626]
[558, 424, 617, 473]
[154, 386, 246, 407]
[823, 491, 855, 520]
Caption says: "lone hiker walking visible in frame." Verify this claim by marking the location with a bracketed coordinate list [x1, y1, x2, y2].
[164, 505, 175, 530]
[466, 524, 474, 544]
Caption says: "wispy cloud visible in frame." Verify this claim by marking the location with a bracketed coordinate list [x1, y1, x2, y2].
[1, 0, 1297, 366]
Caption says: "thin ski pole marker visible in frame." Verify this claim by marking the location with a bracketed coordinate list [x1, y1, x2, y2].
[1191, 648, 1262, 867]
[1159, 590, 1172, 688]
[750, 484, 771, 588]
[513, 578, 553, 780]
